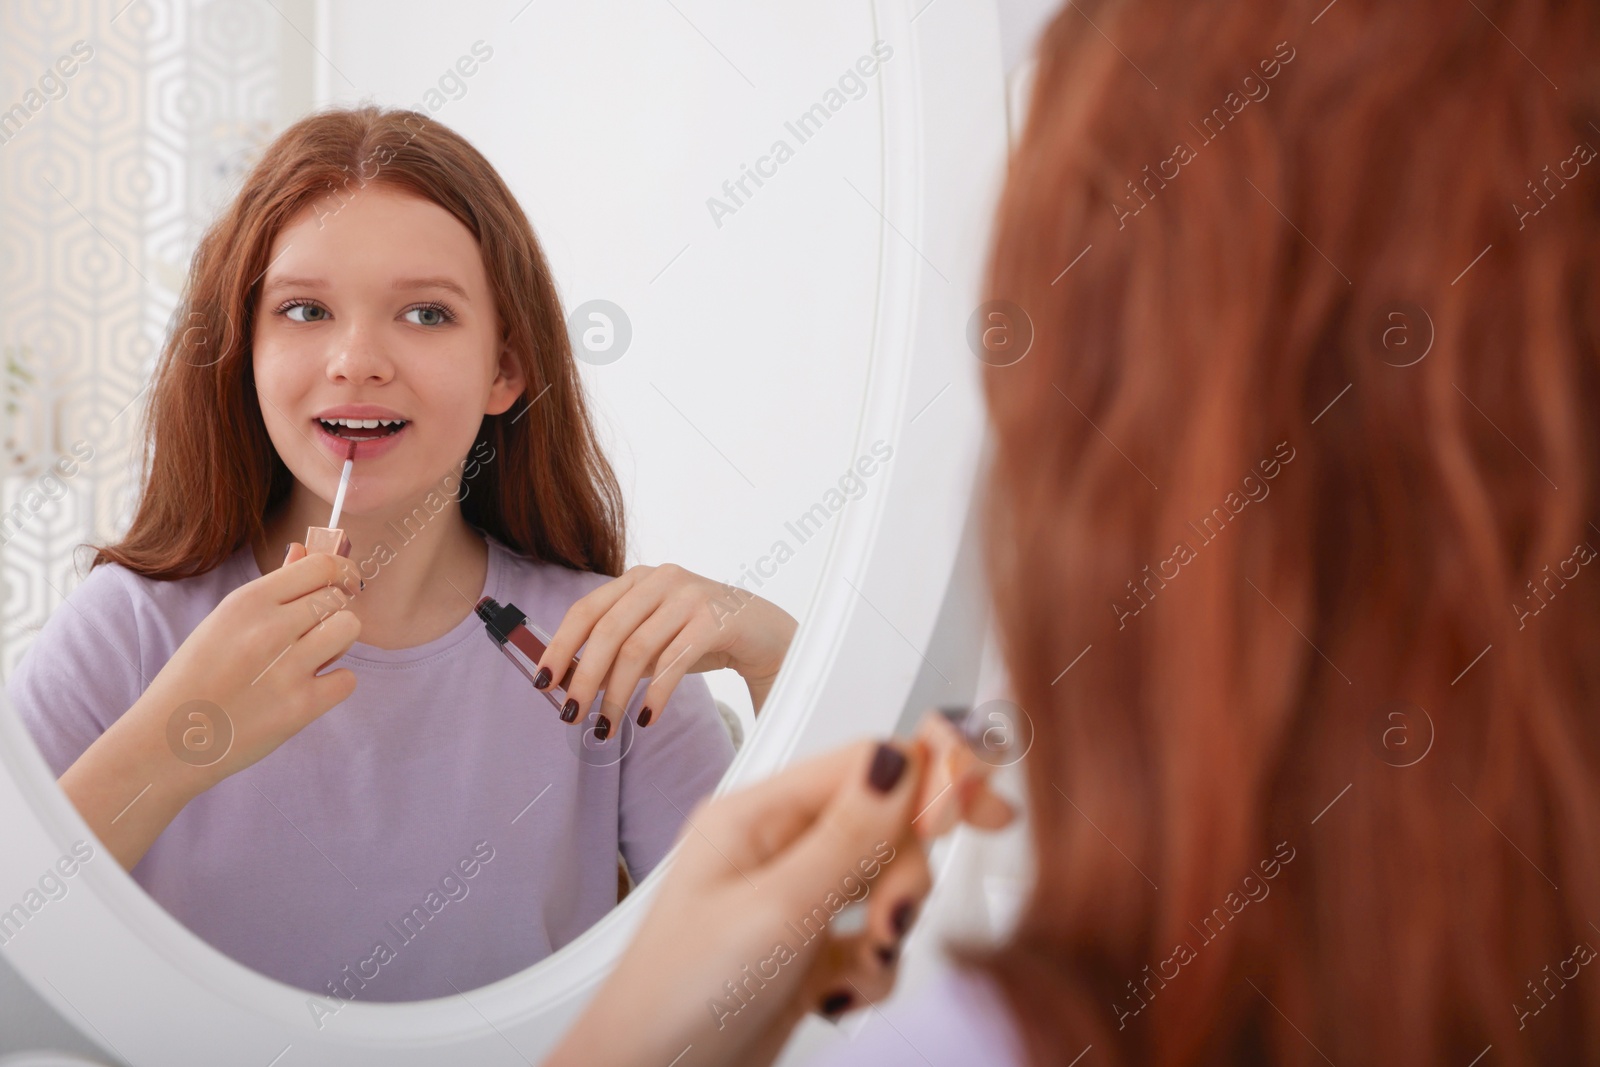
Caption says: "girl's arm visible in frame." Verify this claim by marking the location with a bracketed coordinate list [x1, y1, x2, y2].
[57, 696, 216, 870]
[738, 606, 797, 715]
[13, 545, 367, 872]
[547, 739, 933, 1067]
[552, 726, 1016, 1067]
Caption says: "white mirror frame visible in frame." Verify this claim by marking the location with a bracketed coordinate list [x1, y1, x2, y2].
[0, 1, 1007, 1062]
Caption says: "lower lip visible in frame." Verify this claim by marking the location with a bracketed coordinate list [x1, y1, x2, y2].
[312, 420, 410, 460]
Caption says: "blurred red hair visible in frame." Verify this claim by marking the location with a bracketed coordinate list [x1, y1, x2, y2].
[965, 0, 1600, 1062]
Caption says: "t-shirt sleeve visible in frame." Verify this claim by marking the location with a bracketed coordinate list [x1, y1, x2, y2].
[4, 564, 147, 779]
[616, 670, 736, 882]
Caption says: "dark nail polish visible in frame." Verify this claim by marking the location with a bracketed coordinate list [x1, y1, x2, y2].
[533, 666, 552, 689]
[594, 714, 611, 741]
[560, 698, 579, 723]
[637, 706, 653, 727]
[358, 579, 365, 591]
[819, 991, 852, 1018]
[876, 944, 897, 967]
[891, 899, 915, 937]
[867, 743, 907, 793]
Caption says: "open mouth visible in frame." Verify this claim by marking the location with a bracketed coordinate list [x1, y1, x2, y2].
[316, 417, 409, 442]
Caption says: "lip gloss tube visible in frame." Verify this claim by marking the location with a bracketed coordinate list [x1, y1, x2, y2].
[475, 596, 578, 713]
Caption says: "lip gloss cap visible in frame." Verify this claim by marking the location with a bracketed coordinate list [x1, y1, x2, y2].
[304, 525, 351, 557]
[475, 596, 526, 645]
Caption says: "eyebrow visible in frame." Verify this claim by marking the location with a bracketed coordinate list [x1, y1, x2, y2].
[261, 275, 472, 301]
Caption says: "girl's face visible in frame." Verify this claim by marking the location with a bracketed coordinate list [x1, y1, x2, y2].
[252, 183, 524, 518]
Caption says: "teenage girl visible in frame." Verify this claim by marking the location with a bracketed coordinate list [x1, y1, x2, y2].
[6, 106, 798, 1005]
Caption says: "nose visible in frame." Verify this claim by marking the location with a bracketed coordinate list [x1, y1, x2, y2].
[325, 320, 394, 385]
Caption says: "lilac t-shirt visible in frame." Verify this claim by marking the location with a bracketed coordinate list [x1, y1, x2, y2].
[805, 965, 1028, 1066]
[5, 532, 735, 1004]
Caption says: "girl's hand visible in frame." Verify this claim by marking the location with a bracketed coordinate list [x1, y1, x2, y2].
[183, 547, 364, 780]
[534, 562, 799, 730]
[544, 737, 936, 1067]
[905, 709, 1019, 841]
[62, 544, 366, 871]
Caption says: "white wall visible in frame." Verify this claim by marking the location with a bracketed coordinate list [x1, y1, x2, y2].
[319, 0, 898, 727]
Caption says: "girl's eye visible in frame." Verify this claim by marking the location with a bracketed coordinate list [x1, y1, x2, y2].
[277, 300, 328, 323]
[403, 302, 456, 327]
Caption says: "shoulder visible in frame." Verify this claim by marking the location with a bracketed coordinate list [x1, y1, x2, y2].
[85, 550, 248, 635]
[14, 557, 142, 655]
[64, 553, 146, 609]
[488, 539, 621, 628]
[6, 548, 252, 773]
[12, 548, 248, 679]
[72, 546, 249, 604]
[802, 965, 1027, 1067]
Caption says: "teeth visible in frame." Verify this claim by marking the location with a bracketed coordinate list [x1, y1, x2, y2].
[319, 417, 407, 429]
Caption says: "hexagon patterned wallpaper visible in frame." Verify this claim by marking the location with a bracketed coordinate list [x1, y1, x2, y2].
[1, 0, 314, 679]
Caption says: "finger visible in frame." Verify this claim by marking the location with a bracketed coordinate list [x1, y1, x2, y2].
[270, 667, 359, 735]
[908, 710, 988, 840]
[243, 582, 356, 686]
[287, 580, 359, 642]
[283, 542, 307, 568]
[960, 777, 1018, 831]
[560, 581, 666, 727]
[244, 604, 358, 692]
[591, 605, 689, 727]
[862, 830, 931, 958]
[635, 625, 701, 728]
[307, 667, 359, 712]
[700, 740, 909, 872]
[287, 607, 362, 679]
[795, 932, 900, 1025]
[756, 739, 926, 904]
[535, 567, 648, 696]
[909, 709, 1017, 835]
[263, 549, 363, 606]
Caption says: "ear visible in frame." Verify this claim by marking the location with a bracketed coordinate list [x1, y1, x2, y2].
[485, 338, 528, 417]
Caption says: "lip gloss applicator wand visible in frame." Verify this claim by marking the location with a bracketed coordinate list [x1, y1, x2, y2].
[305, 439, 356, 557]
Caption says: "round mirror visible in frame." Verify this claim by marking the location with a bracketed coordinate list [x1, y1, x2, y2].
[0, 0, 1004, 1061]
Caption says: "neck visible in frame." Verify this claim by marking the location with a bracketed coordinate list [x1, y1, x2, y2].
[255, 484, 489, 649]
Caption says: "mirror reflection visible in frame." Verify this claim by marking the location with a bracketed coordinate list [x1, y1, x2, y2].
[0, 1, 898, 1008]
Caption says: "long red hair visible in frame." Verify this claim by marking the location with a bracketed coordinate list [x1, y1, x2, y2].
[965, 0, 1600, 1062]
[92, 106, 624, 580]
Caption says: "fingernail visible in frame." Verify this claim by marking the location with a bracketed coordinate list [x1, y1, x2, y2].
[594, 714, 611, 741]
[867, 742, 907, 793]
[876, 944, 897, 967]
[533, 666, 552, 689]
[560, 698, 579, 723]
[283, 545, 293, 565]
[891, 899, 915, 937]
[637, 706, 653, 727]
[358, 579, 365, 591]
